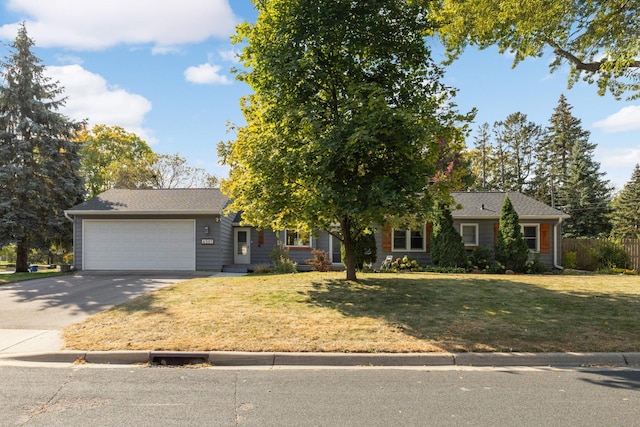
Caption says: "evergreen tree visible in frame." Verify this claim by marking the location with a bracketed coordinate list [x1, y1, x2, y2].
[557, 133, 612, 238]
[492, 112, 542, 193]
[495, 196, 529, 272]
[532, 94, 591, 207]
[430, 203, 467, 268]
[468, 122, 494, 191]
[610, 165, 640, 239]
[0, 24, 84, 272]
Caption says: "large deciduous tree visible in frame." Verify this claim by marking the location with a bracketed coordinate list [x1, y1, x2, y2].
[150, 153, 218, 189]
[434, 0, 640, 99]
[219, 0, 471, 280]
[0, 24, 84, 272]
[76, 125, 156, 197]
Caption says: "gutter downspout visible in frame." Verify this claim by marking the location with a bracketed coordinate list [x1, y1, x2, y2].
[554, 217, 564, 270]
[64, 211, 73, 222]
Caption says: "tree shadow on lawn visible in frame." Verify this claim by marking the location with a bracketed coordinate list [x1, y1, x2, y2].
[305, 275, 640, 353]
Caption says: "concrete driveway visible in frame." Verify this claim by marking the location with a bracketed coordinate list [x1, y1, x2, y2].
[0, 271, 214, 354]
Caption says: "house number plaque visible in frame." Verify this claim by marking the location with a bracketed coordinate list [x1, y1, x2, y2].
[201, 238, 215, 245]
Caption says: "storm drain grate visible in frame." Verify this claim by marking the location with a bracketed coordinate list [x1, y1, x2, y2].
[150, 352, 210, 366]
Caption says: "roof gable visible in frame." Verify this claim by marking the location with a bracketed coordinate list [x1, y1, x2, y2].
[451, 192, 569, 219]
[66, 189, 229, 215]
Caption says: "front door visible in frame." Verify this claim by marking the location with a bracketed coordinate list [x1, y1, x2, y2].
[234, 228, 251, 264]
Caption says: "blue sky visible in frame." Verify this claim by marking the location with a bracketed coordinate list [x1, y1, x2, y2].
[0, 0, 638, 192]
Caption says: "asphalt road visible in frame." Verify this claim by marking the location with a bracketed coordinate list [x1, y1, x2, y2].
[0, 272, 211, 329]
[1, 366, 639, 426]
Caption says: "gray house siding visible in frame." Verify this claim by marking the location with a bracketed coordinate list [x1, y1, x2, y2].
[72, 216, 83, 270]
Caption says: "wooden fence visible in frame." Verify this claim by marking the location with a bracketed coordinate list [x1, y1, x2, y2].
[562, 238, 640, 271]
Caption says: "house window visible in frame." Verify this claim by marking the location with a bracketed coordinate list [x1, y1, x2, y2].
[460, 223, 479, 247]
[392, 226, 425, 252]
[521, 224, 539, 252]
[285, 229, 311, 247]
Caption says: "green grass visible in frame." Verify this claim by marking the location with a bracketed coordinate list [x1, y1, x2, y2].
[62, 272, 640, 353]
[0, 269, 70, 285]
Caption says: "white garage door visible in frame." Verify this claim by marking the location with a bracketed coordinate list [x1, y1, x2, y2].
[83, 220, 196, 271]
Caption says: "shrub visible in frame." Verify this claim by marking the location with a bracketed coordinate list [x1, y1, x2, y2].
[582, 240, 631, 271]
[495, 196, 529, 273]
[467, 246, 493, 271]
[389, 256, 423, 272]
[526, 253, 548, 274]
[306, 249, 332, 272]
[562, 251, 577, 269]
[252, 263, 274, 274]
[431, 204, 467, 268]
[269, 241, 297, 274]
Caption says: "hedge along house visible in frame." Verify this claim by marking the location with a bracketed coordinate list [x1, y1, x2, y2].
[378, 192, 570, 269]
[65, 189, 569, 272]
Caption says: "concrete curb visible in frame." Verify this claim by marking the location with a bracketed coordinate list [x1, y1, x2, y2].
[2, 351, 640, 367]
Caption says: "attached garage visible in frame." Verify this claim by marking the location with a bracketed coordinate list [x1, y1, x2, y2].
[65, 189, 232, 272]
[83, 220, 196, 271]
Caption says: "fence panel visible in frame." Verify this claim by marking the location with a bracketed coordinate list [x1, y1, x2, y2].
[562, 238, 640, 271]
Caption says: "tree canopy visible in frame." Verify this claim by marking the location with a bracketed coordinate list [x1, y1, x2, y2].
[434, 0, 640, 99]
[610, 165, 640, 239]
[0, 24, 84, 272]
[76, 125, 156, 197]
[219, 0, 472, 280]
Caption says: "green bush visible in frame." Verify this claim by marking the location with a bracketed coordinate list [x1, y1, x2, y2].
[467, 246, 493, 271]
[526, 253, 548, 274]
[495, 196, 530, 273]
[384, 256, 423, 272]
[269, 241, 297, 274]
[562, 251, 577, 269]
[582, 240, 630, 271]
[431, 204, 467, 268]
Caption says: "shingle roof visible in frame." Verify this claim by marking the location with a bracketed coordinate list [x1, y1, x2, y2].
[451, 192, 569, 219]
[66, 189, 229, 215]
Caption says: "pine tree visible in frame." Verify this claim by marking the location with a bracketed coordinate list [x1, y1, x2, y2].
[0, 24, 84, 272]
[430, 203, 467, 268]
[495, 196, 529, 272]
[610, 165, 640, 239]
[492, 112, 542, 193]
[532, 94, 592, 207]
[468, 122, 494, 191]
[557, 133, 612, 238]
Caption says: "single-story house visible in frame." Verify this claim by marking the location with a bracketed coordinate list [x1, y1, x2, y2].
[64, 189, 569, 272]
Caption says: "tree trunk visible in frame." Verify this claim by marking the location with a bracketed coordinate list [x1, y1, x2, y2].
[341, 220, 358, 281]
[15, 238, 29, 273]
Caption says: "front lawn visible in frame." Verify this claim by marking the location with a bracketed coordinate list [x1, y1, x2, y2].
[62, 272, 640, 353]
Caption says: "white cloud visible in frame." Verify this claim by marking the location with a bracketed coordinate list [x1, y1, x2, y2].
[0, 0, 238, 50]
[218, 49, 240, 63]
[45, 65, 155, 143]
[184, 63, 231, 85]
[593, 105, 640, 133]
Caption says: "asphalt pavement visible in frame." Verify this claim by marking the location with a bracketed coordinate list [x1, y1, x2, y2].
[1, 271, 639, 368]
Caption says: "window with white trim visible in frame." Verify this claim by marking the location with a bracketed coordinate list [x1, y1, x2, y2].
[460, 223, 479, 247]
[285, 229, 312, 247]
[392, 226, 425, 252]
[521, 224, 539, 252]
